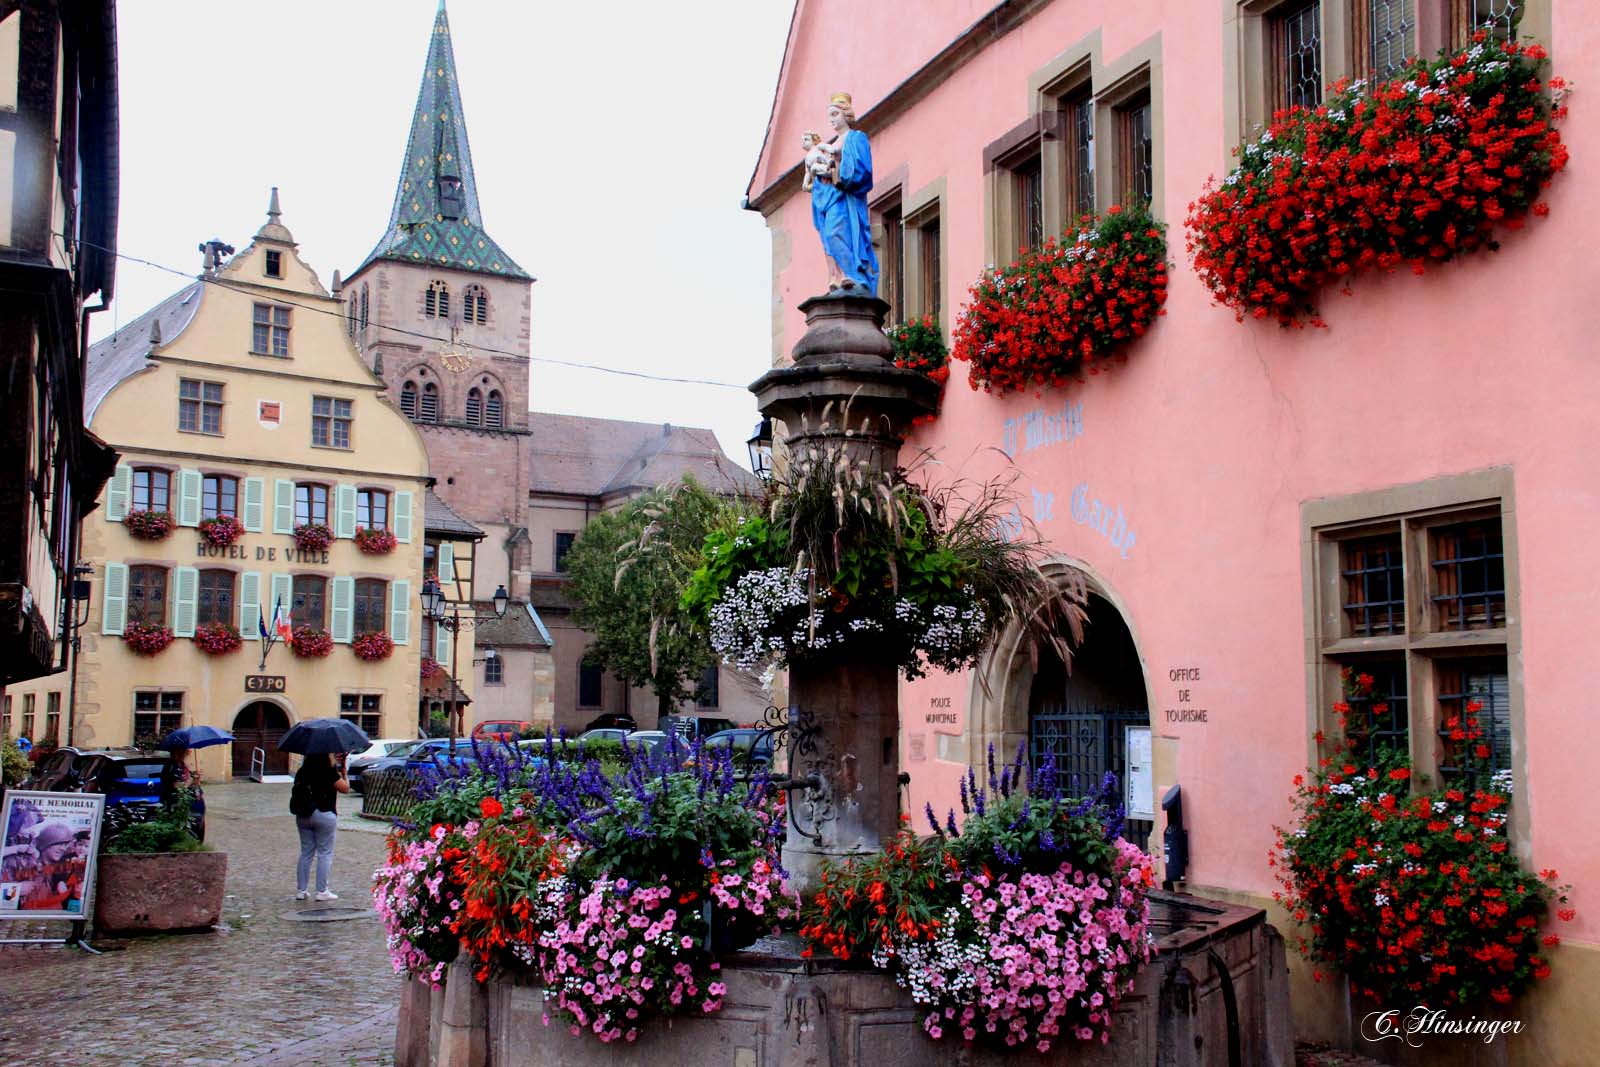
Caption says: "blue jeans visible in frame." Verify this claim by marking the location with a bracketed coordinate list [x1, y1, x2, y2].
[295, 810, 338, 893]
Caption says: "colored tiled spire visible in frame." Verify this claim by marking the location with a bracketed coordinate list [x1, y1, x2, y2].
[356, 0, 530, 280]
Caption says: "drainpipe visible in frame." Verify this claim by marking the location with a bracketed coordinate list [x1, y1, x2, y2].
[67, 297, 111, 746]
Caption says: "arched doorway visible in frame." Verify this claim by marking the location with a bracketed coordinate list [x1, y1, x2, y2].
[1025, 594, 1152, 845]
[232, 701, 292, 777]
[965, 562, 1154, 847]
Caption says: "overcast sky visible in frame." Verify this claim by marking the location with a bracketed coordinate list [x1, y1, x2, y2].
[108, 0, 796, 466]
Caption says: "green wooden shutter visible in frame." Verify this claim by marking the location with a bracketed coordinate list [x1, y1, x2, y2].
[172, 566, 199, 637]
[242, 477, 265, 532]
[177, 468, 203, 527]
[273, 479, 295, 533]
[437, 541, 456, 585]
[238, 571, 261, 640]
[435, 621, 451, 668]
[330, 575, 354, 643]
[270, 573, 294, 629]
[390, 579, 411, 645]
[335, 483, 358, 538]
[106, 464, 131, 522]
[393, 490, 414, 544]
[101, 562, 128, 634]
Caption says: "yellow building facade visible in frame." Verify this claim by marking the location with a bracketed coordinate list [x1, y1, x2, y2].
[6, 194, 432, 782]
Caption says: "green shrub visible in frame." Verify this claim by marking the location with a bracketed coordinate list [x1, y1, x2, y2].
[2, 736, 29, 788]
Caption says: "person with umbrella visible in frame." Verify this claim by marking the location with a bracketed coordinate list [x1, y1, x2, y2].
[279, 718, 367, 902]
[162, 725, 233, 843]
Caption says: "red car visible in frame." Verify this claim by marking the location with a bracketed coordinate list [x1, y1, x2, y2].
[471, 720, 532, 742]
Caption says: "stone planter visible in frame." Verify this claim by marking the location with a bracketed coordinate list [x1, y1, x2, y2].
[93, 850, 228, 933]
[396, 893, 1294, 1067]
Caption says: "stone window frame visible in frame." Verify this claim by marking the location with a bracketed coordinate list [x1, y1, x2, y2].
[294, 481, 331, 528]
[196, 567, 237, 629]
[356, 487, 390, 532]
[127, 563, 170, 627]
[201, 473, 240, 520]
[351, 577, 389, 637]
[462, 284, 489, 326]
[483, 652, 505, 687]
[264, 249, 283, 279]
[425, 280, 451, 320]
[577, 659, 604, 709]
[292, 573, 329, 631]
[311, 394, 354, 451]
[983, 113, 1057, 268]
[1222, 0, 1551, 149]
[869, 170, 907, 326]
[338, 693, 383, 738]
[1011, 30, 1168, 241]
[1301, 467, 1529, 854]
[133, 689, 186, 747]
[553, 530, 578, 573]
[43, 692, 60, 745]
[131, 465, 173, 513]
[250, 302, 292, 358]
[901, 178, 947, 329]
[177, 377, 224, 436]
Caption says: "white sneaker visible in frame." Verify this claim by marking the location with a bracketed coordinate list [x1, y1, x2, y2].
[295, 891, 308, 901]
[315, 890, 339, 902]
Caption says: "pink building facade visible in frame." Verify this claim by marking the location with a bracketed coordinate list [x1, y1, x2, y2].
[750, 0, 1595, 1055]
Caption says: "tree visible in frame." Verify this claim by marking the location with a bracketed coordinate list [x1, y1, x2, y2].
[564, 479, 741, 724]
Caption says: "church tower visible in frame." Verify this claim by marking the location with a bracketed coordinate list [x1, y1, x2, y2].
[345, 0, 534, 592]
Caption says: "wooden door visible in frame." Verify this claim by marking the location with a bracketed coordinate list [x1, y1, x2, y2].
[231, 701, 292, 776]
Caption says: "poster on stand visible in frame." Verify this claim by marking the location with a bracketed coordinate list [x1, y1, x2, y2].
[0, 791, 105, 921]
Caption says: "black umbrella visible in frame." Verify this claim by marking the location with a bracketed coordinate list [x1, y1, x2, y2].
[277, 717, 371, 755]
[162, 725, 234, 750]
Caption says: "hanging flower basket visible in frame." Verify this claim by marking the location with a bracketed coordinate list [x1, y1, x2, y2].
[193, 621, 242, 656]
[888, 317, 949, 427]
[124, 622, 174, 656]
[1185, 36, 1569, 327]
[293, 523, 334, 552]
[290, 626, 333, 658]
[352, 631, 395, 662]
[953, 205, 1168, 395]
[198, 515, 244, 547]
[125, 510, 175, 542]
[354, 526, 398, 555]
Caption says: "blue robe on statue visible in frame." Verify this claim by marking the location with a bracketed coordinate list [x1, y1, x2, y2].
[811, 128, 879, 294]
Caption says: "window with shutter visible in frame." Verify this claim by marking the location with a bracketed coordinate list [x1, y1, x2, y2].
[393, 491, 414, 544]
[197, 569, 236, 626]
[292, 575, 327, 630]
[330, 576, 355, 643]
[419, 383, 439, 423]
[172, 566, 200, 637]
[391, 578, 411, 645]
[127, 565, 168, 627]
[465, 388, 483, 425]
[486, 390, 503, 429]
[239, 571, 262, 639]
[400, 382, 418, 420]
[102, 562, 129, 634]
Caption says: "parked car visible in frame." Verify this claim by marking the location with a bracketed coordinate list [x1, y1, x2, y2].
[660, 715, 737, 742]
[578, 728, 631, 745]
[21, 747, 200, 837]
[362, 739, 481, 783]
[701, 729, 776, 769]
[472, 720, 532, 742]
[582, 712, 637, 733]
[346, 738, 423, 794]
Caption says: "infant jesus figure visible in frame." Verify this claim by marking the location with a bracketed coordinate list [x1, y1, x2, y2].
[800, 130, 839, 191]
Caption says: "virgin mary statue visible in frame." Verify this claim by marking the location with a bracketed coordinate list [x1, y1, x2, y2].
[810, 92, 879, 294]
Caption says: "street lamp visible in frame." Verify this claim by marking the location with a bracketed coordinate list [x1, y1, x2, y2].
[65, 564, 93, 747]
[419, 578, 511, 745]
[746, 418, 774, 480]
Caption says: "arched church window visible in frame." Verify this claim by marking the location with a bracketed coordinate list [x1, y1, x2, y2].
[425, 281, 450, 319]
[465, 387, 483, 425]
[419, 382, 439, 423]
[346, 297, 356, 337]
[359, 285, 369, 332]
[464, 285, 488, 325]
[400, 381, 418, 420]
[485, 389, 503, 429]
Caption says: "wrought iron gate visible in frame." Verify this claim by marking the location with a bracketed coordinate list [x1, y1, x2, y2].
[1029, 702, 1151, 847]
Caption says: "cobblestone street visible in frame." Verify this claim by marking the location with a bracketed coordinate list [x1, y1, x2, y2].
[0, 783, 401, 1067]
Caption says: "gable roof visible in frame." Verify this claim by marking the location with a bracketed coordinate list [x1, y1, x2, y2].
[85, 282, 204, 421]
[525, 414, 760, 500]
[424, 488, 485, 540]
[354, 1, 530, 281]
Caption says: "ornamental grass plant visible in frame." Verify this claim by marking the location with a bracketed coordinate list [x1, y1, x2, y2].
[1186, 35, 1569, 326]
[680, 433, 1087, 680]
[1273, 669, 1574, 1007]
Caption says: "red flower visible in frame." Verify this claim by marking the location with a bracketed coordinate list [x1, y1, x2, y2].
[1388, 768, 1411, 781]
[479, 796, 503, 819]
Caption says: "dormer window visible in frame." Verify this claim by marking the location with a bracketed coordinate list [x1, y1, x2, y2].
[425, 280, 450, 319]
[265, 250, 283, 278]
[439, 175, 464, 220]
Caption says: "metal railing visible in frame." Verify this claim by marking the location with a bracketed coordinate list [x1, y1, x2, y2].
[361, 767, 418, 820]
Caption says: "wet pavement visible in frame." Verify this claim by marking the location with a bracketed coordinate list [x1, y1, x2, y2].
[0, 783, 402, 1067]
